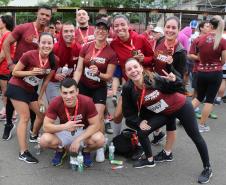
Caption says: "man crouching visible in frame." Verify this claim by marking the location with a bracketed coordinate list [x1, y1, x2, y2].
[40, 78, 105, 167]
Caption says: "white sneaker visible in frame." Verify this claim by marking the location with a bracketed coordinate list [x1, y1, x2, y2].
[95, 147, 105, 162]
[199, 124, 210, 133]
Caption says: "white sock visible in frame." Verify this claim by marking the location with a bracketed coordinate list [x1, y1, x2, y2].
[154, 130, 160, 136]
[216, 97, 221, 101]
[113, 122, 122, 137]
[164, 149, 171, 156]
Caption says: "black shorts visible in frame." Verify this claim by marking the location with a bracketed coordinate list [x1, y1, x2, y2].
[196, 71, 222, 104]
[78, 82, 107, 105]
[5, 83, 38, 104]
[191, 72, 198, 90]
[0, 74, 10, 81]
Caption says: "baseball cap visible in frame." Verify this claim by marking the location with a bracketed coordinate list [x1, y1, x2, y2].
[95, 19, 110, 30]
[190, 20, 198, 29]
[152, 27, 164, 35]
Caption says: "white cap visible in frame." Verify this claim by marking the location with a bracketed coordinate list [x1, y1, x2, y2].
[153, 27, 164, 35]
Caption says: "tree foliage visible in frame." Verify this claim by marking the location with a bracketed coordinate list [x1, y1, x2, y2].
[0, 0, 11, 5]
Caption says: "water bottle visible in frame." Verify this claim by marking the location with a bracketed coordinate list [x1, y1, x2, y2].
[104, 134, 109, 152]
[35, 135, 41, 155]
[61, 64, 69, 75]
[77, 152, 84, 173]
[108, 142, 115, 161]
[70, 154, 78, 171]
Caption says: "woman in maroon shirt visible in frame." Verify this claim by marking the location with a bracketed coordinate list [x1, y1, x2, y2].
[5, 32, 57, 164]
[122, 58, 212, 184]
[192, 16, 226, 132]
[74, 19, 117, 135]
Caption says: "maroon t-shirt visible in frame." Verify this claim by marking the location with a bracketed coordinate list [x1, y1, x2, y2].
[189, 37, 200, 73]
[196, 33, 226, 72]
[110, 30, 154, 79]
[74, 26, 95, 45]
[153, 39, 179, 76]
[51, 41, 81, 82]
[141, 88, 186, 115]
[0, 31, 15, 75]
[45, 95, 98, 128]
[79, 41, 118, 88]
[9, 50, 58, 92]
[12, 22, 40, 62]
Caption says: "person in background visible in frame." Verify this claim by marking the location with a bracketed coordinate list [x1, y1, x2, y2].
[192, 16, 226, 132]
[0, 15, 15, 124]
[74, 9, 95, 46]
[142, 24, 154, 46]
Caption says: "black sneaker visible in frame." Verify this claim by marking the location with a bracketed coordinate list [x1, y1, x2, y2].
[131, 146, 145, 160]
[198, 167, 213, 184]
[151, 131, 166, 145]
[29, 134, 39, 143]
[133, 158, 156, 168]
[105, 121, 113, 134]
[154, 149, 173, 162]
[2, 124, 16, 140]
[19, 150, 39, 164]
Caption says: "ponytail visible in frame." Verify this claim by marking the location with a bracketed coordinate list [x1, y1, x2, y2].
[49, 51, 56, 70]
[210, 15, 225, 50]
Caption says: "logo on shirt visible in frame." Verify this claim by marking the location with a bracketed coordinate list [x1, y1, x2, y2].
[144, 90, 160, 101]
[70, 114, 83, 121]
[92, 57, 106, 64]
[206, 36, 214, 43]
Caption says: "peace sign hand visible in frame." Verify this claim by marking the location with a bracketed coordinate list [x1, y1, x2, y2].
[161, 69, 176, 82]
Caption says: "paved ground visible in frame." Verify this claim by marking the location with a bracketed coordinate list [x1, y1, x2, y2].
[0, 97, 226, 185]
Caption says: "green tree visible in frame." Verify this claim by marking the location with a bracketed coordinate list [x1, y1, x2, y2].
[0, 0, 11, 5]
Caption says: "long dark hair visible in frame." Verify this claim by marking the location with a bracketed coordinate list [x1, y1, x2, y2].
[38, 32, 56, 70]
[0, 15, 14, 31]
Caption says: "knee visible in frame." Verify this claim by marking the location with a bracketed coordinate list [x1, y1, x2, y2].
[89, 132, 105, 148]
[19, 114, 30, 124]
[40, 133, 54, 148]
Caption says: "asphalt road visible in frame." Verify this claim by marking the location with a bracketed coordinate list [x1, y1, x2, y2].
[0, 97, 226, 185]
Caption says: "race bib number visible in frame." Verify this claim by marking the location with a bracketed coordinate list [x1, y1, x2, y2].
[156, 54, 168, 62]
[23, 76, 41, 86]
[146, 99, 169, 113]
[84, 67, 100, 82]
[87, 35, 95, 41]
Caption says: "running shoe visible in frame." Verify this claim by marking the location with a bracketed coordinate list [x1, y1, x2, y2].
[198, 167, 212, 184]
[133, 158, 155, 168]
[208, 112, 218, 119]
[51, 150, 67, 166]
[2, 124, 16, 140]
[19, 150, 39, 164]
[154, 150, 173, 162]
[151, 131, 166, 145]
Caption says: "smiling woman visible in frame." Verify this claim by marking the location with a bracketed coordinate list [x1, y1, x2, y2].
[5, 32, 59, 164]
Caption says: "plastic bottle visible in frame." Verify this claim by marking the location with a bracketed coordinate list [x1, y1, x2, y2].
[61, 64, 69, 75]
[108, 142, 115, 161]
[77, 152, 84, 173]
[104, 134, 109, 152]
[70, 154, 78, 171]
[35, 135, 41, 155]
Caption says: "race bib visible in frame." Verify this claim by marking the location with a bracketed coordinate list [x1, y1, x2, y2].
[23, 76, 41, 86]
[146, 99, 169, 113]
[156, 54, 168, 62]
[84, 67, 100, 82]
[87, 35, 95, 41]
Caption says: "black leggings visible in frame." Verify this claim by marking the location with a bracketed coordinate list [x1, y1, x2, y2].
[196, 71, 222, 104]
[126, 100, 210, 168]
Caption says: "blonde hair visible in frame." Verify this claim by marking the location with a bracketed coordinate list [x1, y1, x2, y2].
[210, 15, 225, 50]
